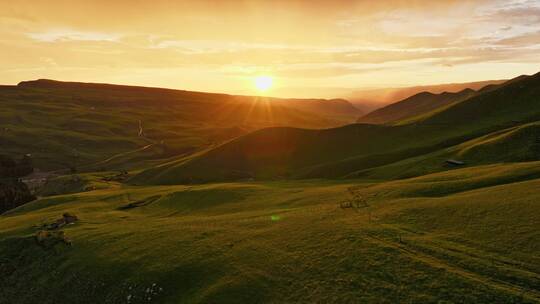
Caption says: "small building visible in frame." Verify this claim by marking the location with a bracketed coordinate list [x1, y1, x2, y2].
[446, 159, 465, 166]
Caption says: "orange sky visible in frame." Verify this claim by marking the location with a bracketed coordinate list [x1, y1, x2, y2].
[2, 0, 540, 98]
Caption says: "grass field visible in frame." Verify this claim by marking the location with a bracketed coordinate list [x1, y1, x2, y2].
[1, 74, 540, 303]
[1, 162, 539, 303]
[357, 88, 476, 125]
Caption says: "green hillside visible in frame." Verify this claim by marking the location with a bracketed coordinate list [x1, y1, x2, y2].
[357, 77, 520, 126]
[358, 88, 476, 125]
[346, 121, 540, 180]
[134, 72, 540, 184]
[2, 73, 540, 303]
[4, 0, 540, 302]
[0, 80, 361, 172]
[1, 162, 539, 303]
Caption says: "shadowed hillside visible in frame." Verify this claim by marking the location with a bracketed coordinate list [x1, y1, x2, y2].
[0, 80, 361, 172]
[357, 88, 476, 125]
[347, 121, 540, 180]
[133, 72, 540, 184]
[0, 155, 35, 213]
[348, 79, 507, 111]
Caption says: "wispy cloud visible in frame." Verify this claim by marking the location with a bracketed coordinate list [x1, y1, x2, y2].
[2, 0, 540, 96]
[27, 29, 121, 42]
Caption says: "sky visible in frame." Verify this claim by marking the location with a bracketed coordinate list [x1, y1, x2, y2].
[2, 0, 540, 98]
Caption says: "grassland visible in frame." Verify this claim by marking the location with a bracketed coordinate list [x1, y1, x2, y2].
[1, 162, 539, 303]
[1, 74, 540, 303]
[357, 88, 476, 125]
[348, 121, 540, 180]
[0, 80, 360, 172]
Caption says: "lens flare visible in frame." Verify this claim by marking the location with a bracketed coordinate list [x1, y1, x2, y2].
[254, 76, 273, 92]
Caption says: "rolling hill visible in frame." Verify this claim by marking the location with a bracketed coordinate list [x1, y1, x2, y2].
[348, 79, 507, 110]
[347, 121, 540, 180]
[1, 74, 540, 304]
[2, 161, 539, 303]
[357, 88, 476, 125]
[133, 71, 540, 184]
[356, 75, 531, 125]
[0, 79, 361, 172]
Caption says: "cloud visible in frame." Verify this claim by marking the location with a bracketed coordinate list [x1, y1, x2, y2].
[493, 30, 540, 47]
[149, 39, 297, 53]
[2, 0, 540, 96]
[219, 62, 390, 79]
[27, 29, 121, 42]
[40, 57, 57, 66]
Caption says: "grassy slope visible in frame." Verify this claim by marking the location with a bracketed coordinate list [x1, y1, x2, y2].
[349, 79, 507, 108]
[1, 162, 539, 303]
[383, 76, 529, 127]
[134, 72, 540, 184]
[357, 88, 476, 125]
[0, 80, 361, 172]
[2, 76, 540, 304]
[348, 121, 540, 180]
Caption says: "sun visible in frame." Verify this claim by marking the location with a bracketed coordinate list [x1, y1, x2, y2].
[254, 75, 273, 92]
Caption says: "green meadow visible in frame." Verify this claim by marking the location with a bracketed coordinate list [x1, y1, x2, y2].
[1, 162, 539, 303]
[1, 75, 540, 303]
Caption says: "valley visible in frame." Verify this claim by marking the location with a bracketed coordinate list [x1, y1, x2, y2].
[1, 73, 539, 303]
[3, 2, 540, 303]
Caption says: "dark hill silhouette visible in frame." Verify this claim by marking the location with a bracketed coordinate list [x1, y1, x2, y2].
[2, 79, 361, 171]
[357, 88, 476, 124]
[17, 79, 362, 124]
[348, 79, 507, 109]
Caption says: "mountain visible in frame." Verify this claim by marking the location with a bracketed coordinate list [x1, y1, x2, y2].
[1, 79, 361, 171]
[348, 79, 507, 109]
[357, 88, 476, 125]
[132, 72, 540, 184]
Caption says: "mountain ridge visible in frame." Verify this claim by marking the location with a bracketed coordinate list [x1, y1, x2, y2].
[357, 88, 477, 124]
[132, 72, 540, 184]
[1, 79, 362, 172]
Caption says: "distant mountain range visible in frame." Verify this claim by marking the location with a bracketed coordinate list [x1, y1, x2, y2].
[348, 79, 507, 112]
[4, 75, 538, 179]
[357, 88, 477, 125]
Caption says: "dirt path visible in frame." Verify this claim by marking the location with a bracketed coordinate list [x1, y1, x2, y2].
[81, 143, 156, 170]
[362, 229, 540, 302]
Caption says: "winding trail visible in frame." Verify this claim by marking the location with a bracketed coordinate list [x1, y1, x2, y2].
[362, 226, 540, 302]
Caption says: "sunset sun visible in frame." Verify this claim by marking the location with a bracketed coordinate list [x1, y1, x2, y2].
[254, 75, 273, 92]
